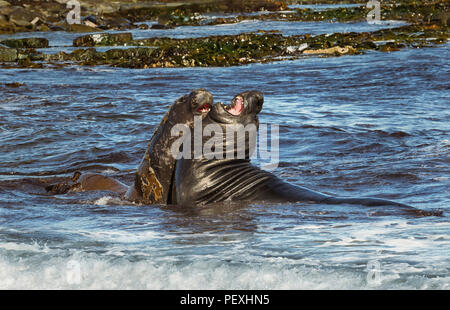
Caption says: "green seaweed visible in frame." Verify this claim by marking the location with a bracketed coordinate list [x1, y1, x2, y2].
[46, 24, 447, 68]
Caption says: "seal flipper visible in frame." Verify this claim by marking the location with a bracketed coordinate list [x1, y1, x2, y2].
[322, 196, 411, 208]
[266, 179, 441, 216]
[45, 171, 82, 194]
[322, 196, 443, 216]
[45, 182, 72, 194]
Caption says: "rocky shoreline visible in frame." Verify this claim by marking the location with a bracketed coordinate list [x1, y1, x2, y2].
[0, 0, 448, 68]
[0, 0, 287, 34]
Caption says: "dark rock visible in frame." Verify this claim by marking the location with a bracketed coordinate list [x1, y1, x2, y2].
[221, 0, 287, 12]
[4, 82, 25, 87]
[104, 48, 126, 60]
[17, 56, 40, 68]
[0, 46, 17, 61]
[0, 5, 14, 15]
[0, 13, 9, 25]
[38, 2, 66, 24]
[151, 24, 174, 30]
[66, 23, 102, 33]
[379, 42, 405, 52]
[355, 41, 377, 50]
[0, 18, 15, 33]
[1, 37, 49, 48]
[104, 47, 155, 60]
[104, 17, 131, 29]
[138, 23, 150, 30]
[36, 23, 50, 32]
[8, 6, 36, 27]
[91, 2, 119, 15]
[48, 24, 64, 31]
[46, 51, 72, 62]
[71, 48, 99, 62]
[83, 15, 98, 25]
[73, 32, 133, 47]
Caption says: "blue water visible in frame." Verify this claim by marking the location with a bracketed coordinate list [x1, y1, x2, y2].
[289, 4, 364, 10]
[0, 20, 449, 289]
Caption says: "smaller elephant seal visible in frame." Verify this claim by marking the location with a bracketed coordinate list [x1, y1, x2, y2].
[124, 88, 213, 205]
[174, 91, 441, 217]
[46, 89, 213, 203]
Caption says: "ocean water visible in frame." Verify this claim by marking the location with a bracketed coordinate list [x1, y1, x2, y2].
[0, 20, 449, 289]
[289, 4, 364, 10]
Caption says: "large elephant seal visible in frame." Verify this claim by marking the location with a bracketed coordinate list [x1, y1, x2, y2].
[174, 91, 439, 216]
[46, 88, 213, 204]
[124, 88, 213, 204]
[175, 90, 265, 205]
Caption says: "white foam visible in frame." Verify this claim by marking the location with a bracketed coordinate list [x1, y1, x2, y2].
[0, 217, 449, 290]
[1, 252, 448, 290]
[77, 229, 160, 243]
[292, 224, 325, 231]
[101, 168, 119, 174]
[0, 241, 49, 253]
[0, 254, 362, 289]
[93, 196, 115, 205]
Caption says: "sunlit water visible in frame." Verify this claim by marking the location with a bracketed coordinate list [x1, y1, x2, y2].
[0, 19, 449, 289]
[289, 4, 364, 10]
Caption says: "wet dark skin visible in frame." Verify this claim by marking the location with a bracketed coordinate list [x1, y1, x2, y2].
[174, 91, 441, 216]
[125, 88, 213, 204]
[47, 88, 213, 206]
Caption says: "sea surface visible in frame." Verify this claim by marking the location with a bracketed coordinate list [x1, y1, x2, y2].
[0, 13, 449, 289]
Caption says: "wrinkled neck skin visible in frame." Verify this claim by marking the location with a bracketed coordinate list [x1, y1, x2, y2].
[205, 106, 259, 161]
[175, 104, 262, 206]
[125, 95, 205, 205]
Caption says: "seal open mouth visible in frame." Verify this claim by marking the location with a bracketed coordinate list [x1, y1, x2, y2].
[197, 103, 211, 113]
[225, 96, 244, 116]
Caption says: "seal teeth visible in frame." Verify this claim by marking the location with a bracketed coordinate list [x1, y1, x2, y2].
[225, 101, 234, 111]
[197, 104, 211, 113]
[227, 97, 243, 116]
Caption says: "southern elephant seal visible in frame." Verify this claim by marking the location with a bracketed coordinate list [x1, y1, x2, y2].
[124, 88, 213, 204]
[46, 88, 213, 205]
